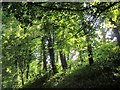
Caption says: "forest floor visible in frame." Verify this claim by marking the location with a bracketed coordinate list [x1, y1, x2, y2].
[22, 56, 120, 89]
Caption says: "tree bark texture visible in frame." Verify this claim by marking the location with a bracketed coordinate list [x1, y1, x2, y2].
[48, 36, 58, 74]
[42, 36, 47, 71]
[59, 51, 67, 70]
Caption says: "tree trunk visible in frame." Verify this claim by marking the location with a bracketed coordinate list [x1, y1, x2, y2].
[86, 36, 94, 65]
[43, 49, 47, 71]
[79, 51, 83, 62]
[22, 74, 24, 86]
[26, 49, 32, 79]
[48, 36, 58, 74]
[59, 51, 67, 70]
[21, 69, 24, 87]
[87, 44, 94, 65]
[26, 64, 29, 79]
[42, 36, 47, 71]
[83, 25, 94, 65]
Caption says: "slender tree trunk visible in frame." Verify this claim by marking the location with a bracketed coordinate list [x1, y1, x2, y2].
[59, 27, 68, 70]
[43, 49, 47, 71]
[86, 36, 94, 65]
[42, 36, 47, 71]
[83, 25, 94, 65]
[79, 51, 83, 62]
[59, 51, 67, 70]
[21, 69, 24, 87]
[48, 36, 58, 74]
[26, 48, 32, 79]
[87, 44, 94, 65]
[22, 73, 24, 86]
[26, 64, 29, 79]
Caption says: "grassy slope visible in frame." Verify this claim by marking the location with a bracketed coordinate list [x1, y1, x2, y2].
[22, 48, 120, 88]
[43, 56, 120, 88]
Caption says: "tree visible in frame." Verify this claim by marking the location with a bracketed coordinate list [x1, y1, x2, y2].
[59, 50, 67, 70]
[41, 36, 47, 71]
[2, 2, 120, 88]
[47, 33, 58, 74]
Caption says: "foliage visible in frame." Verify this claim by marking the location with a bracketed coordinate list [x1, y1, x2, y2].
[44, 47, 120, 88]
[2, 2, 120, 89]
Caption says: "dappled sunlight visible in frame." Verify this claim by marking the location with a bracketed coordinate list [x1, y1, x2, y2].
[2, 2, 120, 89]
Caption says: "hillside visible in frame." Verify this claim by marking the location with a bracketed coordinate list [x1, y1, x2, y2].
[43, 57, 120, 88]
[22, 50, 120, 88]
[2, 2, 120, 89]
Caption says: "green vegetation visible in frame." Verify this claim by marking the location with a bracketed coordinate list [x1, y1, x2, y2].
[1, 2, 120, 89]
[21, 44, 120, 88]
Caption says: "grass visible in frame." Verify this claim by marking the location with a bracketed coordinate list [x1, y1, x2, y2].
[21, 47, 120, 88]
[42, 51, 120, 88]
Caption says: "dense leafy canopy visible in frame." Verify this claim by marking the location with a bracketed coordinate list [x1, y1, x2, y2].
[2, 2, 120, 89]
